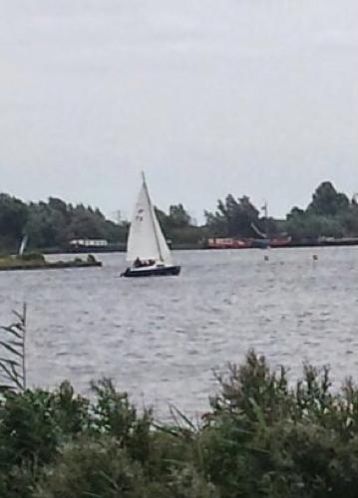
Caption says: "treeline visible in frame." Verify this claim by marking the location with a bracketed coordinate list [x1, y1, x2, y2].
[205, 181, 358, 241]
[0, 194, 204, 252]
[286, 181, 358, 240]
[1, 351, 358, 497]
[0, 195, 128, 252]
[0, 181, 358, 252]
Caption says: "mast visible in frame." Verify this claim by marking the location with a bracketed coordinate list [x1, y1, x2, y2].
[141, 172, 164, 261]
[262, 200, 269, 238]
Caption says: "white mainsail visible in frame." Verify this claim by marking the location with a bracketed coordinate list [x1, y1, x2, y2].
[126, 175, 173, 265]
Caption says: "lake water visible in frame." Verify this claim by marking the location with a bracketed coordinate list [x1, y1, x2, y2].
[1, 247, 358, 417]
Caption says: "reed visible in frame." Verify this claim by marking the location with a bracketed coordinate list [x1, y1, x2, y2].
[0, 303, 27, 392]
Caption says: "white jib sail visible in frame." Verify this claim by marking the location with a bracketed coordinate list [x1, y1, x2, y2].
[126, 177, 173, 266]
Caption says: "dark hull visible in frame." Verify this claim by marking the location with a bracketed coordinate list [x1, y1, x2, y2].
[121, 265, 181, 278]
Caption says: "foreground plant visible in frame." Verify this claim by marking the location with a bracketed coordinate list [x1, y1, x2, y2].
[0, 304, 27, 392]
[1, 349, 358, 497]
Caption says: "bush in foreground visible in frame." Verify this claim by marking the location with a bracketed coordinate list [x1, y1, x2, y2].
[2, 352, 358, 497]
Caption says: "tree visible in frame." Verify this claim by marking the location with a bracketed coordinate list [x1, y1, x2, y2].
[168, 204, 191, 228]
[154, 208, 170, 237]
[284, 182, 358, 240]
[308, 181, 349, 216]
[205, 194, 260, 237]
[153, 206, 204, 247]
[0, 194, 130, 251]
[0, 194, 28, 250]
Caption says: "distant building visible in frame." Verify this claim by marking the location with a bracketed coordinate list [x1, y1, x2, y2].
[69, 239, 108, 248]
[208, 238, 250, 249]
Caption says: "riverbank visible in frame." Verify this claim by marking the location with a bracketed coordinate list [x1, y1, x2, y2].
[207, 236, 358, 250]
[22, 237, 358, 257]
[0, 253, 101, 271]
[0, 351, 357, 497]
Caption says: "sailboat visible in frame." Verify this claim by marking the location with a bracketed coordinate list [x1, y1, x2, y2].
[121, 174, 181, 277]
[18, 235, 28, 256]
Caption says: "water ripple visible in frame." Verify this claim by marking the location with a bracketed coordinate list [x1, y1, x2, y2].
[1, 247, 358, 417]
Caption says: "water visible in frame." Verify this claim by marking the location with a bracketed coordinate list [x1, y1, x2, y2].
[0, 247, 358, 417]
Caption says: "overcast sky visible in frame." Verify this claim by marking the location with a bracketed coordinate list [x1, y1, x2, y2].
[0, 0, 357, 221]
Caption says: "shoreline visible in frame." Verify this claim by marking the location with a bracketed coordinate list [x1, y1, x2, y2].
[38, 238, 358, 255]
[0, 253, 102, 272]
[0, 260, 102, 272]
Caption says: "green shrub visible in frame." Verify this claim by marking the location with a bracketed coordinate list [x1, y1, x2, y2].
[35, 438, 146, 498]
[2, 352, 358, 497]
[35, 436, 217, 498]
[0, 383, 89, 469]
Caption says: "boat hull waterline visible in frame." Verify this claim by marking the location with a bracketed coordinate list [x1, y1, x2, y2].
[121, 265, 181, 278]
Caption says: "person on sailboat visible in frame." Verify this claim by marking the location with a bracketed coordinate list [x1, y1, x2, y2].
[134, 257, 142, 268]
